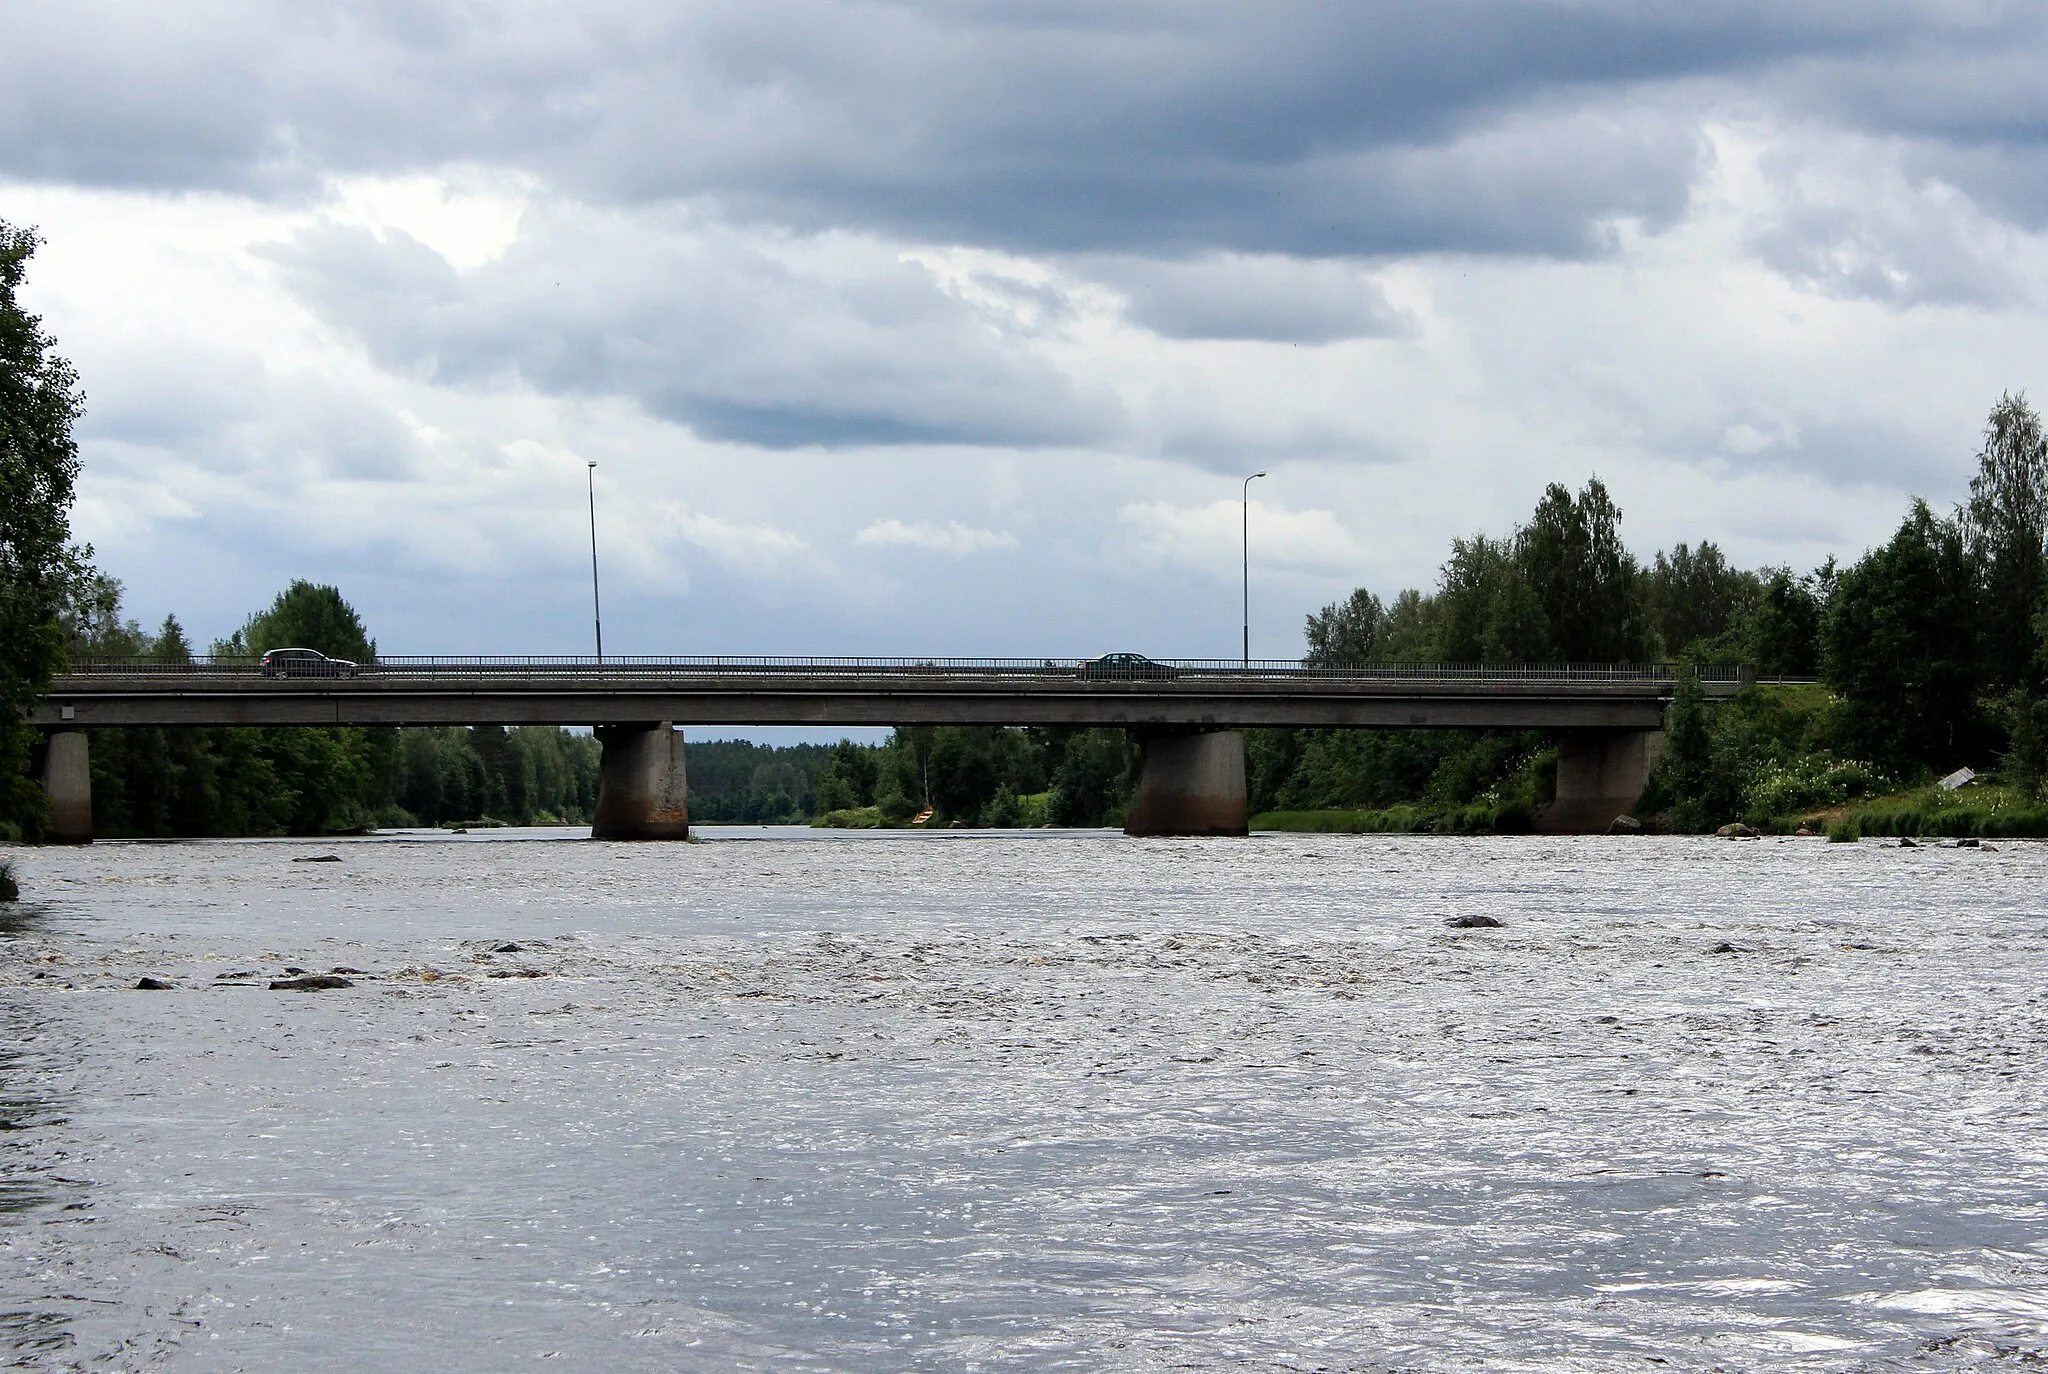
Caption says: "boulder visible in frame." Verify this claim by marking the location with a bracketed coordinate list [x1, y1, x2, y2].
[1445, 914, 1504, 929]
[1607, 814, 1643, 834]
[1708, 941, 1745, 954]
[269, 975, 354, 991]
[1716, 823, 1756, 838]
[135, 976, 174, 990]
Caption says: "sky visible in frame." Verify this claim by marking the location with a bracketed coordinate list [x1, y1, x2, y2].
[7, 1, 2048, 681]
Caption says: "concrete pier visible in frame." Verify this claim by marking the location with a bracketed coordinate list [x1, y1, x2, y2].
[592, 722, 691, 841]
[40, 731, 92, 844]
[1123, 730, 1249, 837]
[1540, 729, 1664, 834]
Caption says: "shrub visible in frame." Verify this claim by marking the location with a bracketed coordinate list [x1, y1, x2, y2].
[1827, 818, 1860, 843]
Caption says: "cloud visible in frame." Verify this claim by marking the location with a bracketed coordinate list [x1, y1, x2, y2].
[262, 202, 1124, 448]
[1117, 499, 1367, 577]
[854, 519, 1019, 556]
[1090, 253, 1410, 343]
[7, 3, 2027, 257]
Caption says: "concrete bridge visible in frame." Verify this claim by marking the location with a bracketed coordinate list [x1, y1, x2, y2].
[29, 656, 1751, 843]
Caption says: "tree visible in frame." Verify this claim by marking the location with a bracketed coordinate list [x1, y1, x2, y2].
[1743, 566, 1826, 676]
[222, 580, 376, 662]
[1518, 477, 1649, 661]
[1432, 534, 1535, 661]
[1823, 501, 1982, 770]
[1304, 589, 1382, 665]
[1645, 541, 1757, 659]
[1962, 391, 2048, 691]
[0, 221, 86, 837]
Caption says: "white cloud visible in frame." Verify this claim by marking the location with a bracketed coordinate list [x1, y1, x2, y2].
[1117, 499, 1367, 577]
[854, 519, 1020, 556]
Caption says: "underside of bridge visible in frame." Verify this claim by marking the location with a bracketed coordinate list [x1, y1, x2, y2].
[30, 722, 1669, 842]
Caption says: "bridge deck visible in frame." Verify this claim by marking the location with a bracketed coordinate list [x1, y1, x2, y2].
[32, 659, 1749, 730]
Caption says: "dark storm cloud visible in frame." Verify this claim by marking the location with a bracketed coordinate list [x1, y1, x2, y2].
[265, 209, 1121, 448]
[10, 2, 2041, 257]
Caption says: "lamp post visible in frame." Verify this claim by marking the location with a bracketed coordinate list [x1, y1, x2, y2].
[1242, 471, 1266, 668]
[586, 461, 604, 665]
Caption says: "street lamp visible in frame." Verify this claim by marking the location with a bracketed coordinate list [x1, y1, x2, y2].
[586, 461, 604, 665]
[1242, 471, 1266, 668]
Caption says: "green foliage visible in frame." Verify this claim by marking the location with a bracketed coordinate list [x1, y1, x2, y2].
[1823, 500, 1982, 771]
[1048, 730, 1134, 827]
[220, 580, 376, 662]
[1645, 542, 1758, 660]
[1963, 391, 2048, 691]
[1740, 566, 1828, 675]
[1520, 477, 1650, 661]
[1838, 784, 2048, 838]
[1304, 588, 1383, 664]
[2005, 693, 2048, 801]
[0, 220, 85, 839]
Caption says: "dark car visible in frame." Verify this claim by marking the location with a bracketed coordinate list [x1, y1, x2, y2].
[260, 648, 360, 678]
[1076, 652, 1179, 681]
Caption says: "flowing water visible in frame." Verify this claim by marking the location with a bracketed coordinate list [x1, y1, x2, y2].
[0, 828, 2041, 1372]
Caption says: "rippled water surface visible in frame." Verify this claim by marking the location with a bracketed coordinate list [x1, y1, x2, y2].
[0, 828, 2042, 1371]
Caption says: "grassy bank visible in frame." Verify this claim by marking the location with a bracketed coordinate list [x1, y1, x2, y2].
[1810, 784, 2048, 840]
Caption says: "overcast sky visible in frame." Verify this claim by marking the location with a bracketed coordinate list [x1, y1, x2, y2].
[8, 1, 2047, 673]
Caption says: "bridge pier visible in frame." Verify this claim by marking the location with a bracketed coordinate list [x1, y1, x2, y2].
[40, 731, 92, 845]
[1540, 729, 1664, 834]
[1124, 729, 1248, 837]
[592, 723, 691, 841]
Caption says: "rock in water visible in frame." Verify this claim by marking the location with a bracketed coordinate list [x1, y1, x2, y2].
[1608, 814, 1643, 834]
[1898, 837, 1918, 847]
[491, 942, 522, 954]
[1445, 914, 1504, 928]
[269, 975, 354, 991]
[291, 855, 342, 864]
[1715, 823, 1756, 838]
[1709, 941, 1744, 954]
[135, 976, 174, 990]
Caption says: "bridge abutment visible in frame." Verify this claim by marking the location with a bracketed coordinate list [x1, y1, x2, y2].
[592, 723, 690, 841]
[40, 731, 92, 844]
[1123, 730, 1249, 837]
[1540, 729, 1664, 834]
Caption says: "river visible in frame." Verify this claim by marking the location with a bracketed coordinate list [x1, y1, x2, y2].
[0, 828, 2040, 1371]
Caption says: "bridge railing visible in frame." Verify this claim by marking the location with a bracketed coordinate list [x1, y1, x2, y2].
[57, 655, 1755, 684]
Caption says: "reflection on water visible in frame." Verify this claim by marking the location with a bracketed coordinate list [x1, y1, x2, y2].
[0, 832, 2042, 1370]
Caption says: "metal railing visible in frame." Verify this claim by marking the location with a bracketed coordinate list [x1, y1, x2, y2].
[57, 655, 1754, 685]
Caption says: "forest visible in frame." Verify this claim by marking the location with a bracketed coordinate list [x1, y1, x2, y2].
[13, 389, 2048, 839]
